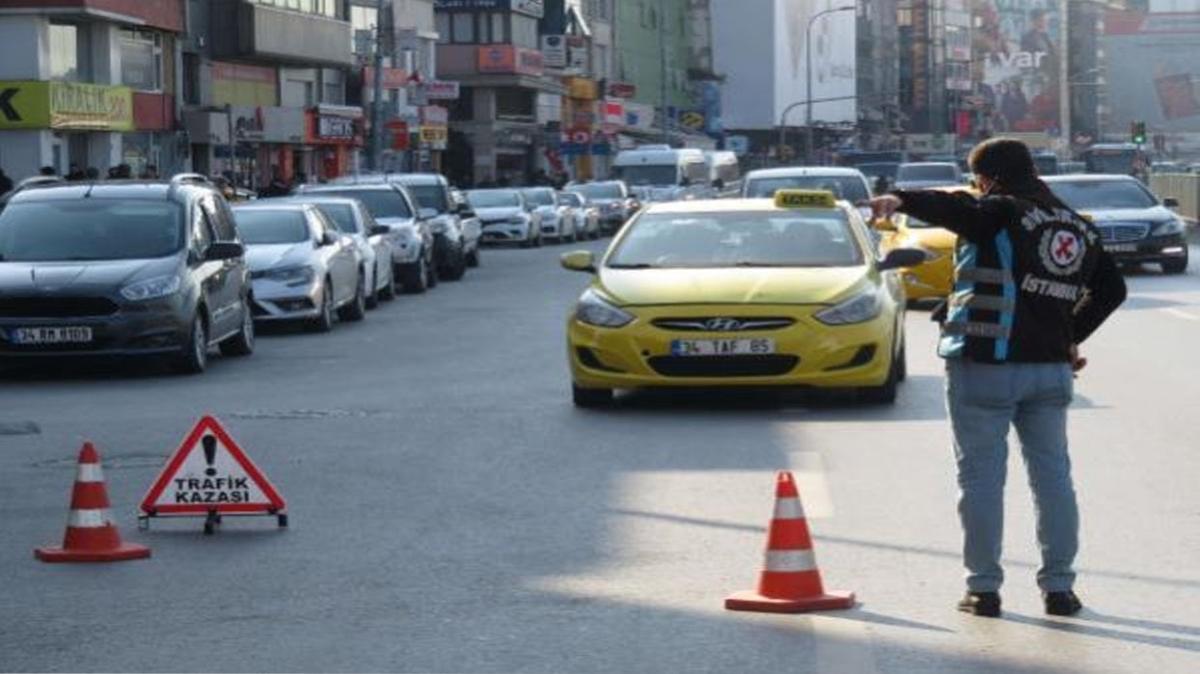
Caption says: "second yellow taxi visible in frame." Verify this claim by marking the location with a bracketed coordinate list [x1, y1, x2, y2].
[561, 190, 928, 407]
[873, 186, 978, 302]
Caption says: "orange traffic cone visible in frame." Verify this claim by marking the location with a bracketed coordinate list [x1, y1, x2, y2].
[35, 442, 151, 563]
[725, 471, 854, 613]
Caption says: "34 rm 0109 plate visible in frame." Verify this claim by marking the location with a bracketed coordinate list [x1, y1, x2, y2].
[670, 338, 775, 357]
[10, 326, 94, 345]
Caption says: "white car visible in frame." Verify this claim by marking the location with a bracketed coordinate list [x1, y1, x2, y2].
[566, 181, 638, 233]
[894, 162, 963, 190]
[269, 196, 397, 308]
[232, 203, 367, 332]
[742, 167, 874, 221]
[522, 187, 577, 242]
[557, 191, 600, 240]
[468, 189, 542, 247]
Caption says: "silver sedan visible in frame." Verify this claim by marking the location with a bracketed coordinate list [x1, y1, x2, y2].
[232, 203, 367, 332]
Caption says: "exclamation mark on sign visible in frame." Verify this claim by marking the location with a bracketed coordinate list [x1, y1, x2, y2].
[202, 435, 218, 476]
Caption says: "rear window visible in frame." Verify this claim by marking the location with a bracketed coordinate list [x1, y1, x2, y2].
[234, 210, 311, 245]
[0, 200, 184, 261]
[310, 189, 412, 219]
[744, 176, 868, 202]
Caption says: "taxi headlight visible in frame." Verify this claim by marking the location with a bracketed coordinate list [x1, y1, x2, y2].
[814, 291, 883, 325]
[575, 288, 634, 328]
[1152, 218, 1185, 236]
[120, 275, 182, 301]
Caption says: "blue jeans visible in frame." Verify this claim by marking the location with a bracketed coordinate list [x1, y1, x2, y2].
[945, 358, 1078, 593]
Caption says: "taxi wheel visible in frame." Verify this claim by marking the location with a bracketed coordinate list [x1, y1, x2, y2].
[572, 384, 613, 408]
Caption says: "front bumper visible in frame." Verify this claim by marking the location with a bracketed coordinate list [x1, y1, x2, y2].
[250, 278, 321, 321]
[567, 304, 895, 390]
[0, 296, 191, 358]
[1102, 234, 1188, 263]
[482, 223, 532, 243]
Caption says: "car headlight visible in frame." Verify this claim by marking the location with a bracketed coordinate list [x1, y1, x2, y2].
[261, 265, 315, 286]
[814, 291, 883, 325]
[120, 275, 182, 301]
[1152, 218, 1185, 236]
[575, 288, 634, 328]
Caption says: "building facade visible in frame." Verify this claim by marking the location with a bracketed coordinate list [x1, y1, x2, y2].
[0, 0, 185, 181]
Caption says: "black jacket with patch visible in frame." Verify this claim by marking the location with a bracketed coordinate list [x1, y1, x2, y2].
[894, 181, 1126, 363]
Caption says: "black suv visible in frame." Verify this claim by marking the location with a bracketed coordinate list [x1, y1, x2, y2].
[0, 175, 254, 374]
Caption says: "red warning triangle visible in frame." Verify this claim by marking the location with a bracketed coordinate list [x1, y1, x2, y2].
[140, 416, 286, 516]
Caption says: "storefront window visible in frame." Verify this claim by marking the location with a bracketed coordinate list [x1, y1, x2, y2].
[120, 30, 162, 91]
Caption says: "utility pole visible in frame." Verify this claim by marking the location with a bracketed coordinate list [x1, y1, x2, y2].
[368, 0, 387, 172]
[1058, 0, 1071, 156]
[659, 0, 669, 145]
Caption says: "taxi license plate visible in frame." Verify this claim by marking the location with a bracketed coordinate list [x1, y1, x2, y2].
[671, 338, 775, 357]
[10, 326, 94, 345]
[1104, 243, 1137, 253]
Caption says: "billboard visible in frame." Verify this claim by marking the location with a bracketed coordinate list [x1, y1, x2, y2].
[971, 0, 1062, 133]
[774, 0, 856, 125]
[1102, 11, 1200, 133]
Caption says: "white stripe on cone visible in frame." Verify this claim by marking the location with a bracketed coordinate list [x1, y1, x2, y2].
[67, 508, 113, 528]
[773, 497, 805, 520]
[75, 463, 105, 483]
[764, 549, 818, 573]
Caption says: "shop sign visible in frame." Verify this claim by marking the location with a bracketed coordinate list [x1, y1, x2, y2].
[434, 0, 542, 17]
[601, 100, 624, 128]
[423, 80, 461, 100]
[566, 36, 589, 73]
[680, 110, 706, 131]
[542, 35, 567, 69]
[362, 67, 411, 90]
[318, 116, 356, 140]
[606, 82, 636, 99]
[498, 129, 534, 146]
[565, 77, 598, 101]
[0, 81, 134, 131]
[230, 106, 306, 144]
[419, 125, 448, 149]
[477, 46, 544, 76]
[421, 105, 449, 125]
[387, 120, 410, 150]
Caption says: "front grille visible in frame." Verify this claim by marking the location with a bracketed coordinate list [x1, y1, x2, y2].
[647, 355, 799, 377]
[0, 297, 119, 318]
[1099, 224, 1149, 243]
[652, 317, 796, 332]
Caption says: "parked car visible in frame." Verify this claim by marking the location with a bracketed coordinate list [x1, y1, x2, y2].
[566, 181, 638, 233]
[522, 187, 577, 242]
[232, 203, 367, 331]
[742, 167, 874, 221]
[557, 191, 601, 240]
[267, 195, 397, 308]
[0, 175, 254, 374]
[894, 162, 964, 190]
[450, 188, 483, 267]
[388, 173, 474, 280]
[467, 189, 542, 247]
[297, 182, 436, 293]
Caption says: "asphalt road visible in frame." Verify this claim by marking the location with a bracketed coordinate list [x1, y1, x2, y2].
[1, 240, 1198, 673]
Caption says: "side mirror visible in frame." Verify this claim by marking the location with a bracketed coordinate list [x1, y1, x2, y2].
[560, 250, 597, 273]
[205, 241, 244, 261]
[872, 217, 898, 232]
[419, 207, 439, 220]
[878, 247, 928, 271]
[369, 224, 392, 236]
[320, 230, 339, 246]
[1164, 197, 1180, 209]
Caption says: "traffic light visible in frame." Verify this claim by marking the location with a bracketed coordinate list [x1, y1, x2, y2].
[1131, 120, 1147, 145]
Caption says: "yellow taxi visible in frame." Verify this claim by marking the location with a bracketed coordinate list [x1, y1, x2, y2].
[873, 186, 976, 301]
[561, 190, 928, 407]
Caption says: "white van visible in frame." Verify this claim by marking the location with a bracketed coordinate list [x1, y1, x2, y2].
[704, 150, 741, 198]
[612, 146, 710, 202]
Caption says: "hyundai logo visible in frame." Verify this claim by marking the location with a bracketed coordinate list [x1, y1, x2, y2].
[704, 317, 743, 332]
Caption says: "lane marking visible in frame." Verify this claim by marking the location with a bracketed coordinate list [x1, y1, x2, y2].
[1163, 308, 1200, 321]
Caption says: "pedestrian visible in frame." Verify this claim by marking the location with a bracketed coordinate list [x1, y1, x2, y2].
[0, 167, 12, 196]
[38, 166, 56, 177]
[870, 138, 1126, 618]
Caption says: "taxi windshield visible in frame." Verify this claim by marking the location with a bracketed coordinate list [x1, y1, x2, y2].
[607, 210, 862, 269]
[745, 176, 868, 202]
